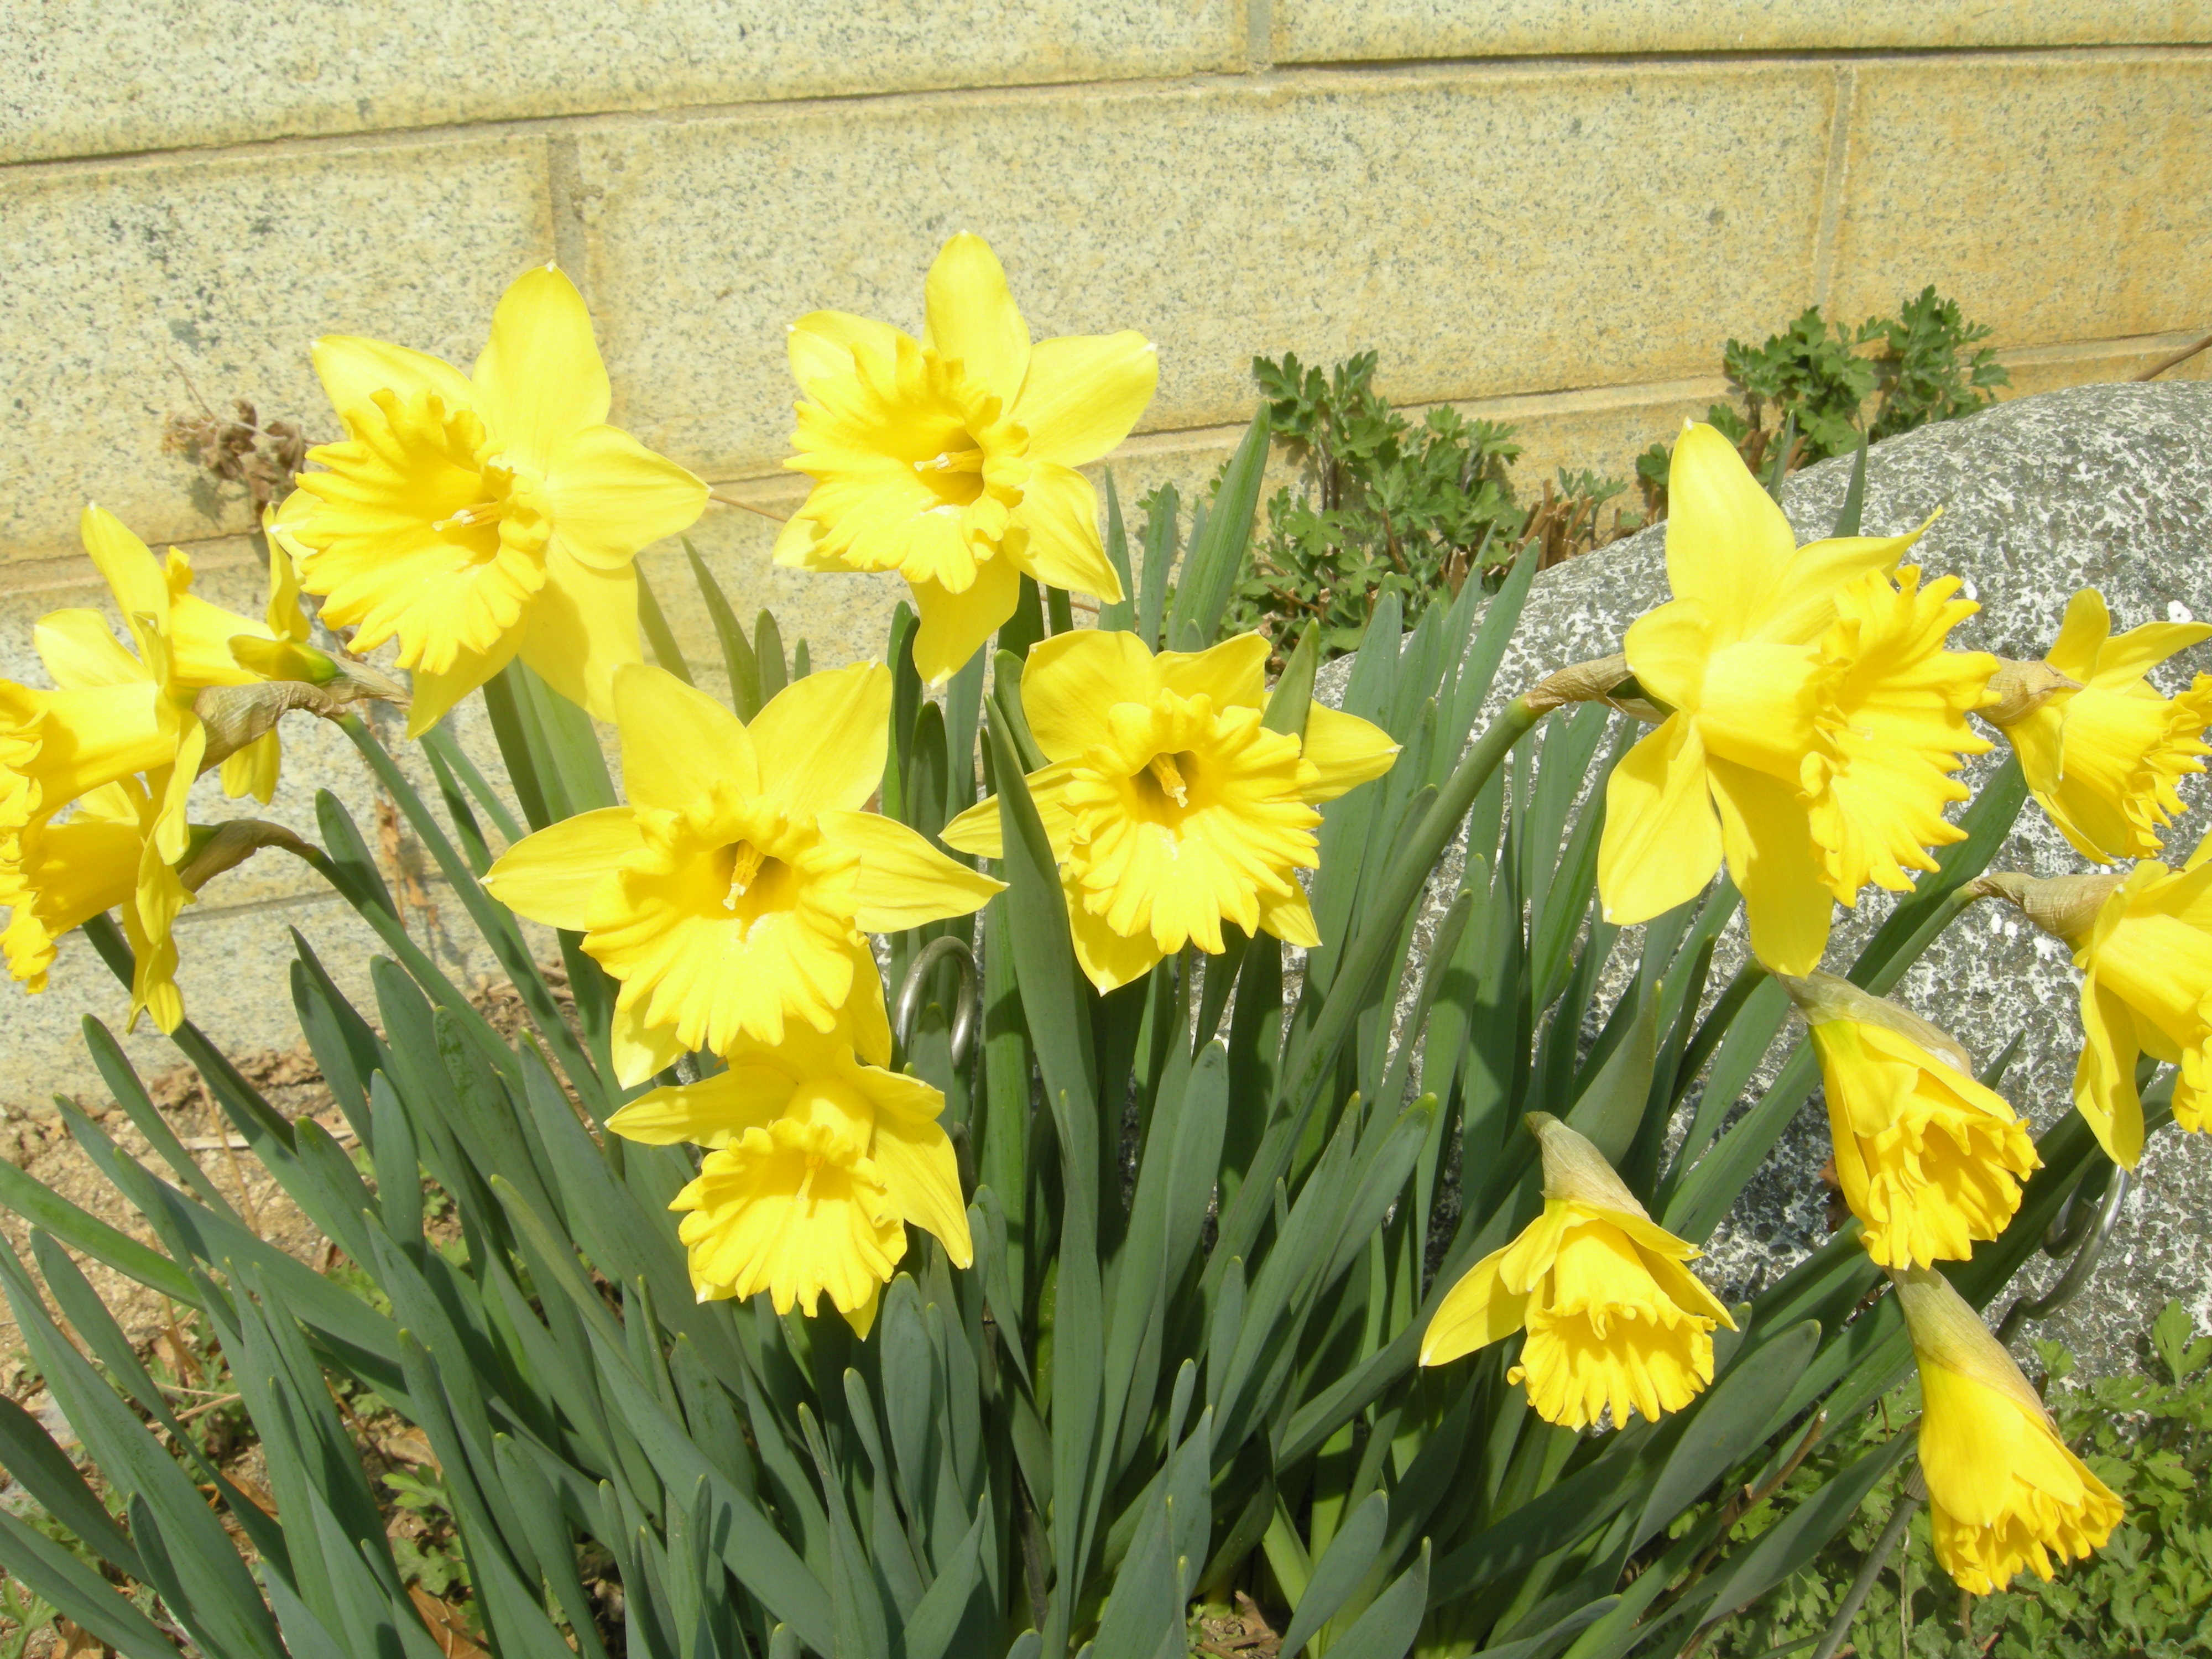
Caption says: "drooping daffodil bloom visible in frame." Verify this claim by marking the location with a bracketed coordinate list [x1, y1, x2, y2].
[1973, 858, 2212, 1168]
[1421, 1113, 1734, 1430]
[1779, 971, 2039, 1270]
[1984, 588, 2212, 863]
[1598, 422, 1997, 974]
[776, 233, 1157, 683]
[2, 777, 192, 1032]
[1892, 1265, 2122, 1595]
[485, 662, 1001, 1081]
[940, 629, 1397, 993]
[609, 984, 970, 1336]
[275, 265, 708, 733]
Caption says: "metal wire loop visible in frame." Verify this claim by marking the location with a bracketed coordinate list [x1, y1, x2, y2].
[893, 936, 979, 1070]
[1995, 1164, 2132, 1347]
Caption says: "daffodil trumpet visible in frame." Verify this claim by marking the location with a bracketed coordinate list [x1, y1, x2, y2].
[484, 661, 1000, 1081]
[608, 983, 971, 1338]
[1594, 422, 1997, 975]
[1892, 1265, 2121, 1594]
[1971, 860, 2212, 1166]
[1983, 588, 2212, 863]
[1421, 1113, 1734, 1430]
[1778, 971, 2039, 1270]
[941, 628, 1397, 993]
[776, 234, 1158, 683]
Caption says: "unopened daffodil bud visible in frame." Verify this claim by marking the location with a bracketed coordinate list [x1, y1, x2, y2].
[1595, 423, 1996, 975]
[941, 628, 1397, 993]
[1892, 1266, 2121, 1595]
[1970, 859, 2212, 1166]
[1421, 1113, 1734, 1430]
[1777, 972, 2039, 1269]
[611, 988, 970, 1337]
[1984, 589, 2212, 863]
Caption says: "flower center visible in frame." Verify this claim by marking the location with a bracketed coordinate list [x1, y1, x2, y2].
[714, 838, 796, 923]
[1130, 750, 1202, 821]
[912, 437, 989, 509]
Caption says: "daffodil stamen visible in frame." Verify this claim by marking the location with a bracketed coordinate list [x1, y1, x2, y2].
[1144, 751, 1193, 810]
[916, 448, 988, 474]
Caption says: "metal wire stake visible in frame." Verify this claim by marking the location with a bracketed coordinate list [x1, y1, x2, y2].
[893, 935, 980, 1068]
[1810, 1454, 1927, 1659]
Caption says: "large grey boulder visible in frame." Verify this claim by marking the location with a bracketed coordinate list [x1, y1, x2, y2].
[1342, 381, 2212, 1378]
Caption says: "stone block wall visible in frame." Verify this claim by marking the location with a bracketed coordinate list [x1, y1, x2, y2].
[4, 2, 2209, 1103]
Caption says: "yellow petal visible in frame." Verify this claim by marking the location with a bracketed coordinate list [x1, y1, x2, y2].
[220, 731, 281, 804]
[483, 806, 642, 931]
[1598, 716, 1723, 927]
[2093, 617, 2212, 688]
[1707, 755, 1832, 974]
[406, 633, 523, 740]
[1663, 424, 1797, 635]
[261, 513, 311, 644]
[1069, 888, 1166, 994]
[471, 265, 611, 470]
[166, 590, 267, 688]
[613, 664, 759, 814]
[610, 1002, 688, 1088]
[1007, 463, 1120, 598]
[824, 811, 1004, 930]
[872, 1114, 973, 1266]
[1015, 331, 1159, 467]
[787, 310, 902, 392]
[25, 682, 176, 803]
[518, 548, 643, 723]
[34, 610, 142, 691]
[841, 1282, 883, 1339]
[1757, 528, 1925, 646]
[78, 507, 170, 656]
[1155, 632, 1270, 714]
[1300, 703, 1400, 802]
[312, 333, 473, 419]
[548, 424, 708, 573]
[938, 765, 1086, 863]
[1259, 883, 1321, 948]
[2073, 977, 2146, 1168]
[923, 234, 1030, 407]
[749, 663, 890, 819]
[1023, 630, 1159, 761]
[2045, 588, 2111, 682]
[909, 555, 1023, 686]
[609, 1066, 792, 1146]
[1421, 1247, 1527, 1365]
[1620, 596, 1714, 714]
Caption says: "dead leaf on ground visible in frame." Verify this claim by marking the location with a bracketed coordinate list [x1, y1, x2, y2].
[408, 1588, 489, 1659]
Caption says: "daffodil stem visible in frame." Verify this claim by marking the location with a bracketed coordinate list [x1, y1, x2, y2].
[1209, 693, 1545, 1292]
[1809, 1450, 1926, 1659]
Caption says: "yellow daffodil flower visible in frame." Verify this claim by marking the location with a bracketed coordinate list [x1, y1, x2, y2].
[1779, 972, 2039, 1269]
[940, 629, 1397, 993]
[776, 234, 1157, 684]
[1892, 1265, 2121, 1594]
[1975, 858, 2212, 1168]
[275, 265, 707, 733]
[609, 988, 970, 1336]
[1421, 1113, 1734, 1430]
[3, 776, 191, 1032]
[484, 662, 1000, 1080]
[1985, 588, 2212, 863]
[1597, 423, 1996, 974]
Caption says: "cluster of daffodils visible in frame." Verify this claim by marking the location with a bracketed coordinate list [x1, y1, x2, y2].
[1420, 421, 2212, 1598]
[1, 505, 406, 1029]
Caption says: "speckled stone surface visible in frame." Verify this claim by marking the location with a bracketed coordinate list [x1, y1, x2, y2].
[1322, 382, 2212, 1376]
[1271, 0, 2212, 62]
[1830, 58, 2212, 349]
[576, 62, 1839, 482]
[0, 138, 552, 560]
[3, 1, 1247, 166]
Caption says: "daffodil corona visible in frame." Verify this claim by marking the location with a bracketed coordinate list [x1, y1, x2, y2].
[276, 265, 708, 733]
[1986, 588, 2212, 863]
[940, 629, 1396, 993]
[485, 662, 1000, 1080]
[1780, 972, 2039, 1269]
[1893, 1266, 2121, 1595]
[1597, 424, 1996, 974]
[1421, 1114, 1734, 1430]
[776, 234, 1158, 683]
[609, 991, 971, 1335]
